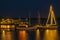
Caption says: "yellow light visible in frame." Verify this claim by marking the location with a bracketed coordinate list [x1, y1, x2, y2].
[36, 29, 40, 40]
[1, 30, 14, 40]
[43, 30, 59, 40]
[19, 30, 27, 40]
[7, 25, 10, 28]
[2, 30, 5, 40]
[46, 5, 57, 25]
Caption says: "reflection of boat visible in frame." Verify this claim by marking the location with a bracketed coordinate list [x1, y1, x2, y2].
[1, 30, 15, 40]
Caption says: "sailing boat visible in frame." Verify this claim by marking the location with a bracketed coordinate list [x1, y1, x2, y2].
[34, 11, 42, 28]
[46, 5, 58, 29]
[18, 16, 28, 28]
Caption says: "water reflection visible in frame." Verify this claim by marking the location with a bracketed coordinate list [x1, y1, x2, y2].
[43, 29, 59, 40]
[18, 30, 27, 40]
[36, 29, 40, 40]
[0, 25, 59, 40]
[1, 30, 14, 40]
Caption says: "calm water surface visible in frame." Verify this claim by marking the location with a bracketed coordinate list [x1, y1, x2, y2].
[0, 29, 60, 40]
[0, 24, 60, 40]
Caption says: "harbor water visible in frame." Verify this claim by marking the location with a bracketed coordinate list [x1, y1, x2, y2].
[0, 28, 60, 40]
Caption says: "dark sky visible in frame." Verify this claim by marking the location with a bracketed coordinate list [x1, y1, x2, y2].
[0, 0, 60, 18]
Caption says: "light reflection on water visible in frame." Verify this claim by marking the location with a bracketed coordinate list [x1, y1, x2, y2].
[0, 25, 59, 40]
[1, 30, 14, 40]
[0, 29, 59, 40]
[43, 29, 59, 40]
[18, 30, 27, 40]
[36, 29, 40, 40]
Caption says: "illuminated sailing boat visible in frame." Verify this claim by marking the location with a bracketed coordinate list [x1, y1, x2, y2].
[46, 5, 58, 29]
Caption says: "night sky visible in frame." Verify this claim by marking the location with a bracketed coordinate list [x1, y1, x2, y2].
[0, 0, 60, 18]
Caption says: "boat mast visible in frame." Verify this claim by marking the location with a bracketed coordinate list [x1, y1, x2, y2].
[28, 12, 31, 26]
[37, 11, 41, 25]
